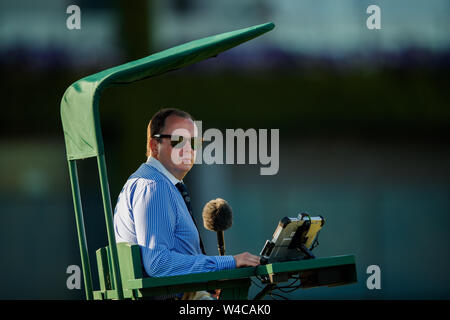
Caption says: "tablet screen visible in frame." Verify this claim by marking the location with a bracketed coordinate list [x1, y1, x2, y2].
[260, 214, 324, 264]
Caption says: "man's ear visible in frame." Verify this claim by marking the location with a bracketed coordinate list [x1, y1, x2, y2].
[149, 138, 159, 157]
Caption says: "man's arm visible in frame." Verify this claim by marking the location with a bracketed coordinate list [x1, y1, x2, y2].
[133, 180, 237, 277]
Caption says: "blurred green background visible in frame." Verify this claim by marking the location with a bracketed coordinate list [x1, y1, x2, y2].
[0, 0, 449, 299]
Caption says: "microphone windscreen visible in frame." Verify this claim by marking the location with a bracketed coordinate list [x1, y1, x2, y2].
[202, 198, 233, 232]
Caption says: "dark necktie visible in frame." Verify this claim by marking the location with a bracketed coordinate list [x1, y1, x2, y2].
[175, 182, 206, 255]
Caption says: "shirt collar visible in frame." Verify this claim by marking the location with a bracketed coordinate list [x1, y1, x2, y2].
[146, 157, 182, 186]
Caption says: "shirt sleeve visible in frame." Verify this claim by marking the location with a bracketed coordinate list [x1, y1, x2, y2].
[133, 180, 236, 277]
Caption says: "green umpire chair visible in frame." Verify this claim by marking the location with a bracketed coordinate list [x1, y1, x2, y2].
[60, 22, 357, 300]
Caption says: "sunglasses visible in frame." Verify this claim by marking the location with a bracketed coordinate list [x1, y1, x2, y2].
[153, 134, 203, 150]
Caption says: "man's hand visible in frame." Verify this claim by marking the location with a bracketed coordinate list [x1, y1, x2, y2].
[233, 252, 261, 268]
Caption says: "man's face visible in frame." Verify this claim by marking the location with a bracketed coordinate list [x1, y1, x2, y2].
[154, 115, 198, 180]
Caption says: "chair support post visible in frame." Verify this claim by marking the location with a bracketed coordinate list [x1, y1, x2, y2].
[68, 160, 94, 300]
[97, 154, 124, 299]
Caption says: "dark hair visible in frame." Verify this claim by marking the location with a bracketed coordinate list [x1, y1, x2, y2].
[146, 108, 194, 157]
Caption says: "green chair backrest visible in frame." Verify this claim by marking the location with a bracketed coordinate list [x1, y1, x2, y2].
[95, 243, 144, 297]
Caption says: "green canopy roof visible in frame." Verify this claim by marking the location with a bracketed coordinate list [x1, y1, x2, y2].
[61, 22, 275, 160]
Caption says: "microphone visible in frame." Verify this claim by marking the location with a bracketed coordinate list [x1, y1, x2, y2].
[202, 198, 233, 256]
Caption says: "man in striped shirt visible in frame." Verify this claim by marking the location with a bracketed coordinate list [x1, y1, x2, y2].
[113, 108, 260, 299]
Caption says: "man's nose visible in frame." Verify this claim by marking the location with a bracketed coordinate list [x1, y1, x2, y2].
[180, 139, 194, 154]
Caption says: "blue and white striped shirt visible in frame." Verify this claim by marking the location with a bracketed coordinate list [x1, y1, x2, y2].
[113, 157, 236, 277]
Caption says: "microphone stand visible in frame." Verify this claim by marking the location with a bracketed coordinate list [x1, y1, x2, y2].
[217, 231, 225, 256]
[215, 231, 225, 300]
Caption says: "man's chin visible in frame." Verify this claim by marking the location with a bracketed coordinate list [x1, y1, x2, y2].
[176, 162, 194, 172]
